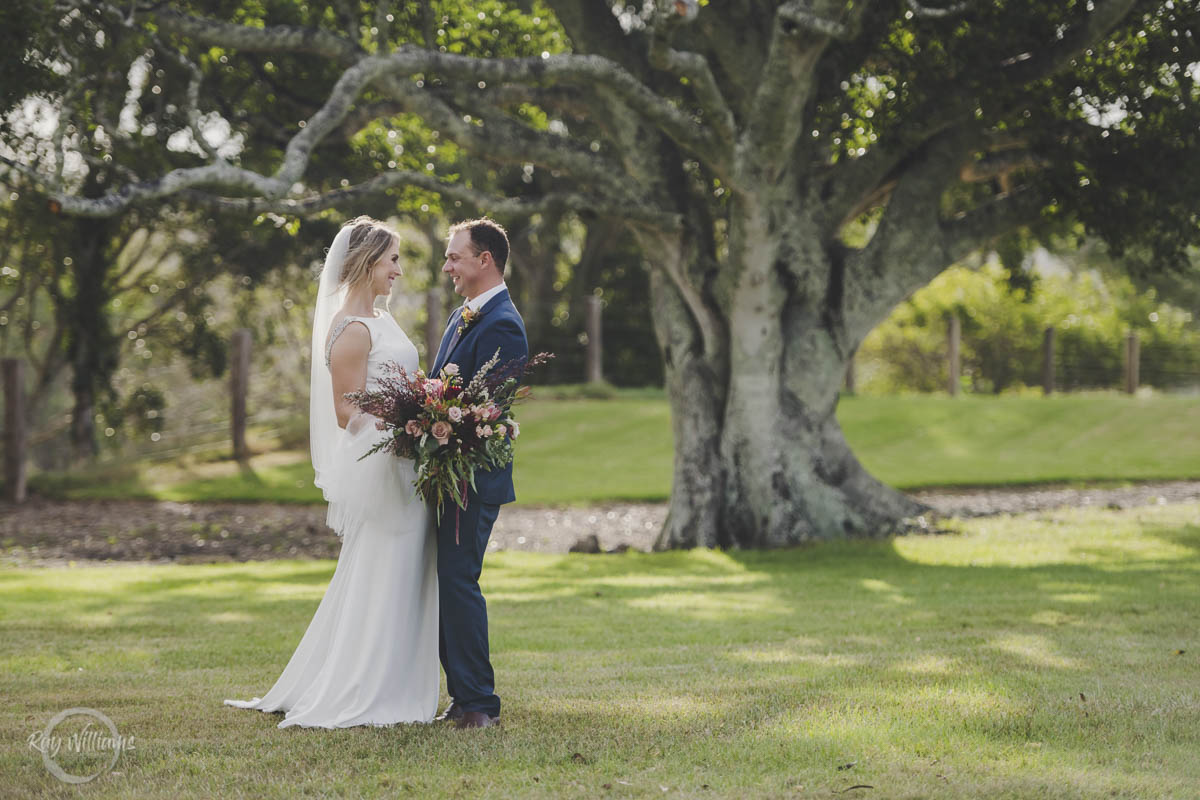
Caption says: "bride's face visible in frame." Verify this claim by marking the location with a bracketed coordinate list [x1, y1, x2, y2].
[369, 238, 402, 298]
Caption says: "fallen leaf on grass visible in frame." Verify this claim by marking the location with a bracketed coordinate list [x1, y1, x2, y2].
[837, 762, 857, 771]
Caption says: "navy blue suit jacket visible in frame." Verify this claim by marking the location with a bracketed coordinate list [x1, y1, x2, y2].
[430, 288, 528, 505]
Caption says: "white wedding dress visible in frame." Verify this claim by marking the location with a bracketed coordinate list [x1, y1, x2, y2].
[224, 310, 439, 728]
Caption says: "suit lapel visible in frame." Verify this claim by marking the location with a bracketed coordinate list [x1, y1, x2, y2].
[440, 289, 512, 370]
[433, 289, 514, 374]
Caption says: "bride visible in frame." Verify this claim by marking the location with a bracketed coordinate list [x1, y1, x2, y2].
[224, 216, 439, 728]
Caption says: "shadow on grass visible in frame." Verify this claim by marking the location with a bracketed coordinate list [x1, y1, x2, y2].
[4, 514, 1198, 798]
[40, 517, 1194, 689]
[1144, 521, 1200, 554]
[18, 518, 1200, 652]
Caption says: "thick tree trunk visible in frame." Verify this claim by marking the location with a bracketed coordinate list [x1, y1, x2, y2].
[653, 331, 925, 548]
[68, 383, 97, 462]
[718, 363, 927, 546]
[645, 204, 928, 549]
[66, 216, 116, 463]
[506, 208, 566, 347]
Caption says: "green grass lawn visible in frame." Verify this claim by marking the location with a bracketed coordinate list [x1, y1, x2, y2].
[21, 391, 1200, 506]
[2, 504, 1198, 798]
[840, 392, 1200, 489]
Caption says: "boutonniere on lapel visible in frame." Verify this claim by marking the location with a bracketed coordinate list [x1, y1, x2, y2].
[457, 306, 482, 336]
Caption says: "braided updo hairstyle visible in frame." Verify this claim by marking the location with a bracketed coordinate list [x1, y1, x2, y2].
[338, 215, 399, 288]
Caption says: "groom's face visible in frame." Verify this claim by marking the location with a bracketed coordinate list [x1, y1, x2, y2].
[442, 230, 492, 299]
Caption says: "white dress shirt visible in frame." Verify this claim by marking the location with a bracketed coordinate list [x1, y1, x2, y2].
[466, 281, 508, 313]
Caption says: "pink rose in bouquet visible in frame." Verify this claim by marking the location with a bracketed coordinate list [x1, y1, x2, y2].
[423, 379, 444, 399]
[345, 348, 553, 542]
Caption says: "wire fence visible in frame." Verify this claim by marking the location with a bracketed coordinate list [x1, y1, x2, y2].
[854, 321, 1200, 396]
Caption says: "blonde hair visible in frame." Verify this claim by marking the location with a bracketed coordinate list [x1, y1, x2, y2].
[339, 215, 399, 287]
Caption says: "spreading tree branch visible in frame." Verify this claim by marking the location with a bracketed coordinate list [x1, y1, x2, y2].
[999, 0, 1138, 86]
[153, 33, 222, 160]
[857, 125, 979, 272]
[36, 7, 719, 220]
[824, 0, 1136, 231]
[386, 76, 636, 202]
[177, 171, 682, 230]
[843, 167, 1046, 346]
[541, 0, 652, 75]
[152, 6, 363, 61]
[777, 3, 852, 40]
[147, 7, 717, 165]
[741, 1, 871, 181]
[647, 37, 737, 148]
[28, 48, 664, 219]
[905, 0, 973, 20]
[938, 185, 1046, 265]
[837, 125, 977, 339]
[845, 184, 1047, 346]
[413, 49, 721, 166]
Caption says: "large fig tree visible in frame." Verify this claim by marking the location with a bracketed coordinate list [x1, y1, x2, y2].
[5, 0, 1198, 546]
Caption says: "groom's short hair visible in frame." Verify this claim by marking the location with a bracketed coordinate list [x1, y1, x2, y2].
[449, 218, 509, 273]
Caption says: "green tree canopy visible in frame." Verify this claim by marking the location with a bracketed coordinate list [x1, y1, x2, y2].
[4, 0, 1198, 546]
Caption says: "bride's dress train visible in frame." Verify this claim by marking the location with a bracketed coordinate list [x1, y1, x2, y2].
[224, 311, 438, 728]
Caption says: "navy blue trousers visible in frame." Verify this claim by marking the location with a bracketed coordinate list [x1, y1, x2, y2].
[436, 494, 501, 716]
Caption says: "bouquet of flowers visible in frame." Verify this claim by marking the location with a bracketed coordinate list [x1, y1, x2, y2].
[345, 349, 552, 540]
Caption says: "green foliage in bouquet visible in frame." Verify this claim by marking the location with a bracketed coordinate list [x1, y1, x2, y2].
[346, 349, 552, 517]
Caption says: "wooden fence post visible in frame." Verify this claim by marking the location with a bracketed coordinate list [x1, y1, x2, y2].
[231, 329, 251, 460]
[585, 295, 603, 384]
[1124, 331, 1140, 394]
[3, 358, 27, 503]
[1042, 326, 1056, 395]
[947, 313, 961, 396]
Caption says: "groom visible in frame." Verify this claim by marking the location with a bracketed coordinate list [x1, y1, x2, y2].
[429, 218, 528, 730]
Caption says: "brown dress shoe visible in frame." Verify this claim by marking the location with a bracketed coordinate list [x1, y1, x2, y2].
[435, 702, 464, 723]
[455, 711, 500, 729]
